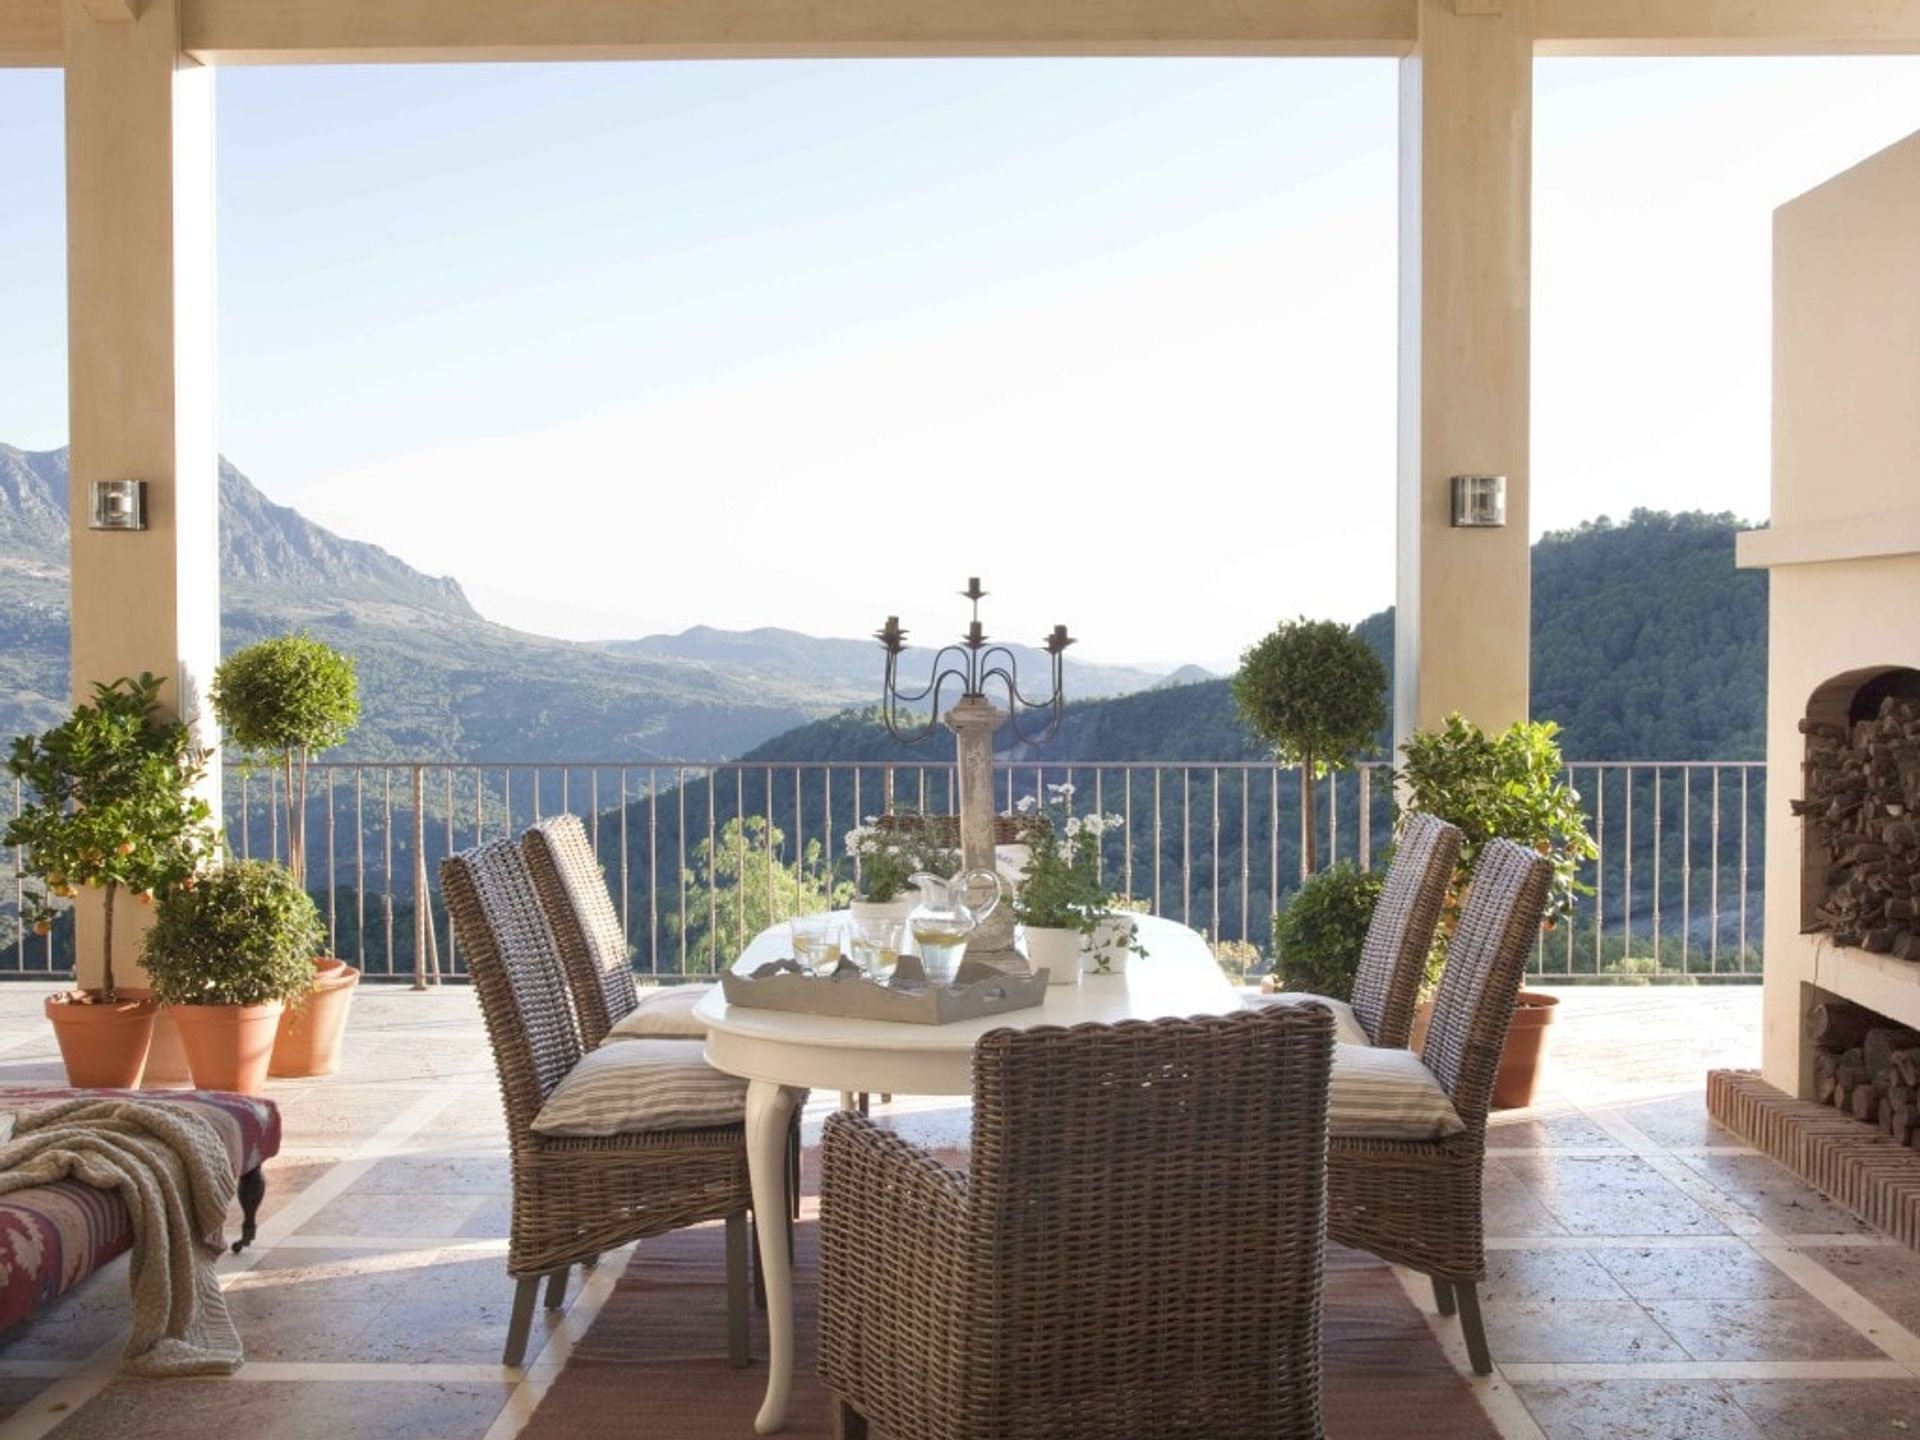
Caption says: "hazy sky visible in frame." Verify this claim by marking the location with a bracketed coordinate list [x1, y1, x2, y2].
[3, 57, 1919, 669]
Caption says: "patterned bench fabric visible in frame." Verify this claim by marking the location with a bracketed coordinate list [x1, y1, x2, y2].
[0, 1087, 283, 1335]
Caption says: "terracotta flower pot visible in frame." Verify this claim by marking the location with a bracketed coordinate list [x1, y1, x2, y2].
[115, 987, 192, 1088]
[169, 1000, 286, 1095]
[269, 961, 361, 1078]
[1492, 990, 1561, 1109]
[44, 993, 157, 1089]
[1409, 997, 1436, 1056]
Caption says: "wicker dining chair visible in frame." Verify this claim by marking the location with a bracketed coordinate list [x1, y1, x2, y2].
[442, 837, 755, 1367]
[523, 814, 650, 1048]
[1254, 811, 1463, 1048]
[819, 1004, 1337, 1440]
[1325, 837, 1553, 1375]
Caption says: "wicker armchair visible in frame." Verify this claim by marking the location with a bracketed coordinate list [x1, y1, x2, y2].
[522, 814, 644, 1048]
[1256, 811, 1462, 1048]
[819, 1005, 1336, 1440]
[442, 837, 754, 1367]
[1325, 837, 1552, 1375]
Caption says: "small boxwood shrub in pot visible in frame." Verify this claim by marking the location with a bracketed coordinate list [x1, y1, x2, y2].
[143, 859, 325, 1094]
[1270, 861, 1384, 1003]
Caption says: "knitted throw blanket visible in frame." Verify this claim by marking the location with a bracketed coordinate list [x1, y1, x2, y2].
[0, 1098, 242, 1376]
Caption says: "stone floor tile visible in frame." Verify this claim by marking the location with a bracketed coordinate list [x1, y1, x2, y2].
[1479, 1247, 1630, 1304]
[1726, 1379, 1920, 1439]
[293, 1189, 492, 1240]
[1796, 1243, 1920, 1333]
[1598, 1094, 1750, 1150]
[1502, 1153, 1730, 1236]
[48, 1378, 515, 1440]
[1484, 1111, 1625, 1150]
[1593, 1243, 1810, 1301]
[1674, 1151, 1876, 1234]
[1479, 1299, 1689, 1363]
[1481, 1159, 1574, 1238]
[1515, 1380, 1765, 1440]
[1642, 1295, 1886, 1361]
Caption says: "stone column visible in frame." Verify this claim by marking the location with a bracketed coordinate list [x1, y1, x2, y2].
[943, 696, 1016, 962]
[1394, 0, 1534, 755]
[64, 0, 221, 988]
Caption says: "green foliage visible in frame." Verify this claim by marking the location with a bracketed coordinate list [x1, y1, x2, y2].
[214, 633, 359, 889]
[1232, 618, 1388, 772]
[3, 673, 219, 999]
[842, 812, 959, 902]
[1396, 714, 1599, 930]
[1271, 861, 1384, 1002]
[1009, 787, 1117, 933]
[213, 633, 360, 757]
[142, 859, 324, 1008]
[672, 816, 850, 974]
[1233, 618, 1386, 873]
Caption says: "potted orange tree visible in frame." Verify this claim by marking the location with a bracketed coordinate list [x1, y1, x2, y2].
[211, 634, 361, 1076]
[5, 673, 218, 1087]
[1396, 715, 1598, 1104]
[140, 858, 323, 1094]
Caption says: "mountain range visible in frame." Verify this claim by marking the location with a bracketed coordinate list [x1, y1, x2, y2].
[0, 444, 1188, 760]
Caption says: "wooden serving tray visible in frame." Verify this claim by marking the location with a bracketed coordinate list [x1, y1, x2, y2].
[719, 953, 1049, 1025]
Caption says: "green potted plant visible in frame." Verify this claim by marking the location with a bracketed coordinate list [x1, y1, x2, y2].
[1010, 784, 1142, 983]
[1395, 714, 1599, 1101]
[1269, 860, 1386, 1001]
[141, 858, 325, 1095]
[4, 673, 218, 1087]
[211, 633, 361, 1076]
[843, 812, 959, 925]
[1232, 617, 1388, 876]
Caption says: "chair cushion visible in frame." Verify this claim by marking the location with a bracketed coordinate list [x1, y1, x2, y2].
[1244, 993, 1371, 1046]
[1328, 1044, 1465, 1140]
[531, 1039, 746, 1138]
[605, 984, 714, 1042]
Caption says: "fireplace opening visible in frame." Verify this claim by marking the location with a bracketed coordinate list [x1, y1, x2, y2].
[1795, 666, 1920, 949]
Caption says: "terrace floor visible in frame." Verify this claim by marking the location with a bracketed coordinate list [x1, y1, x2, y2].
[0, 981, 1914, 1439]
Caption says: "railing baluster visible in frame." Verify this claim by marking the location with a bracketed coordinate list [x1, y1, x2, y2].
[648, 767, 659, 977]
[1740, 765, 1751, 968]
[1653, 768, 1662, 969]
[1182, 767, 1192, 929]
[1682, 766, 1692, 974]
[678, 767, 689, 974]
[1711, 766, 1722, 972]
[1210, 768, 1220, 945]
[1240, 767, 1250, 944]
[1623, 764, 1634, 967]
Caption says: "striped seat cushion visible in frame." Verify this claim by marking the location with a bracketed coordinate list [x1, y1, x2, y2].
[1328, 1044, 1464, 1140]
[604, 984, 714, 1043]
[531, 1039, 746, 1138]
[1244, 993, 1371, 1046]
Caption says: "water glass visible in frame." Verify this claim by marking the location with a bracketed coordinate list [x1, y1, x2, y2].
[850, 917, 907, 983]
[790, 913, 843, 976]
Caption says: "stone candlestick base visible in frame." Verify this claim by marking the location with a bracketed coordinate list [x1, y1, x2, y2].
[943, 695, 1017, 960]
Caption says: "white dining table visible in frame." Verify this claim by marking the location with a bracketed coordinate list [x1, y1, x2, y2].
[693, 912, 1242, 1434]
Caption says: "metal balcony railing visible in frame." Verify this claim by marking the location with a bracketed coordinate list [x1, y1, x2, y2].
[4, 759, 1765, 984]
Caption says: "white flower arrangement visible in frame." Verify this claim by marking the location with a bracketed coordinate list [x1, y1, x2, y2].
[845, 814, 960, 903]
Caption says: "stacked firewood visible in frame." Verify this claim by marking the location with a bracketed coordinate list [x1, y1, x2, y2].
[1809, 1001, 1920, 1143]
[1792, 695, 1920, 960]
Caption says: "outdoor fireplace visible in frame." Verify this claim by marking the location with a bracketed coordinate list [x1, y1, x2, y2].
[1733, 127, 1920, 1103]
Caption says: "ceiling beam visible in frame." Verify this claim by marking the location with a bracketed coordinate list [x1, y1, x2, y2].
[6, 0, 1920, 67]
[181, 0, 1418, 64]
[1539, 0, 1920, 55]
[0, 1, 60, 65]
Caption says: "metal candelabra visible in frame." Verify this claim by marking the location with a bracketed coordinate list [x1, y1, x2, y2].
[876, 579, 1073, 961]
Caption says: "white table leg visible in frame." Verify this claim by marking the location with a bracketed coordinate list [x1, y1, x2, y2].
[746, 1080, 803, 1434]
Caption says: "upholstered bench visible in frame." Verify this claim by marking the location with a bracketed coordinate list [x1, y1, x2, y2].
[0, 1086, 281, 1335]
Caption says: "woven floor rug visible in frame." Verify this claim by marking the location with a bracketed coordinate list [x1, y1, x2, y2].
[521, 1152, 1499, 1440]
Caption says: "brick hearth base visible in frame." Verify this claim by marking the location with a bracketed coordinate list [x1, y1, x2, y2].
[1708, 1068, 1920, 1251]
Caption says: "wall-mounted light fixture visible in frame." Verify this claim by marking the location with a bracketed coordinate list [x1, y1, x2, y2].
[88, 479, 148, 531]
[1450, 474, 1506, 528]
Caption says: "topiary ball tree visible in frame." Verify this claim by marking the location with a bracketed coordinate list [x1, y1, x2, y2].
[213, 634, 358, 895]
[1232, 617, 1388, 876]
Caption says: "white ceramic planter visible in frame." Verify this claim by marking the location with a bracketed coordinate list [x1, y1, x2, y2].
[1022, 925, 1083, 986]
[1084, 914, 1137, 976]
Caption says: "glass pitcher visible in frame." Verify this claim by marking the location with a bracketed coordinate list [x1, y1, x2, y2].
[907, 869, 1003, 985]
